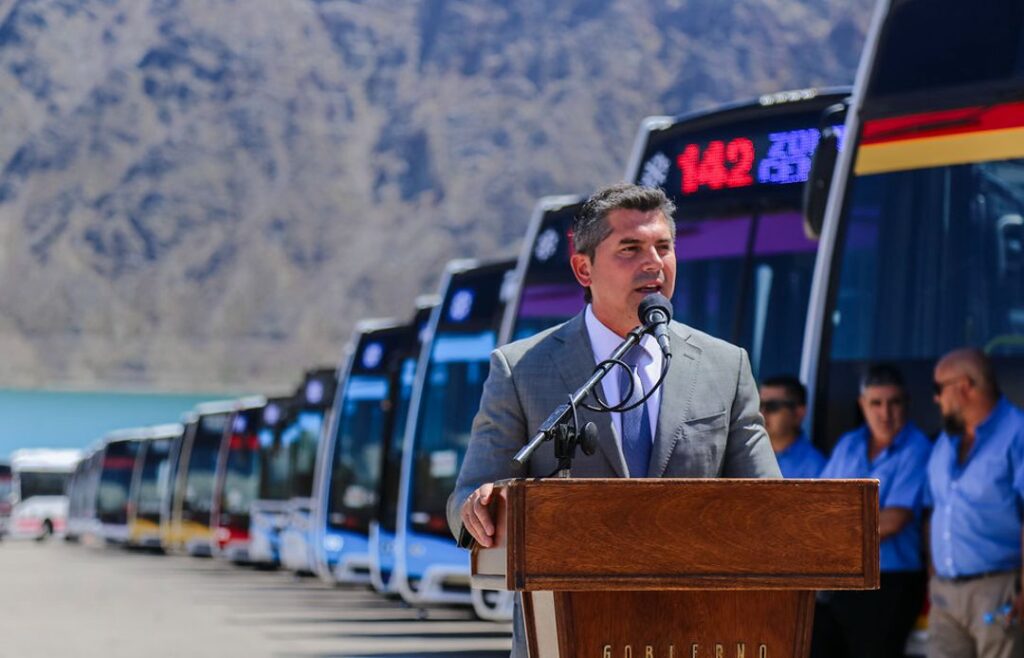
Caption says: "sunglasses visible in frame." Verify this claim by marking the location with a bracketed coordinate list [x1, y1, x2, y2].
[933, 375, 972, 396]
[760, 399, 797, 413]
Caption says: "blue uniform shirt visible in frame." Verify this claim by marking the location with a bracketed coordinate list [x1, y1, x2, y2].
[821, 422, 932, 572]
[776, 432, 827, 479]
[925, 398, 1024, 578]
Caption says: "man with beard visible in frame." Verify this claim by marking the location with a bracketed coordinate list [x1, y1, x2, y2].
[925, 348, 1024, 658]
[812, 364, 932, 658]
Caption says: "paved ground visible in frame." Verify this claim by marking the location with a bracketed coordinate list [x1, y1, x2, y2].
[0, 538, 511, 658]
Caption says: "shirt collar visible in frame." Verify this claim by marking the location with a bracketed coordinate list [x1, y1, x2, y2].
[857, 422, 915, 460]
[777, 432, 809, 457]
[976, 397, 1011, 437]
[584, 305, 658, 367]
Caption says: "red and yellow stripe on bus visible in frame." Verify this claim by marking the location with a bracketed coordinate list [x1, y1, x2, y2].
[855, 102, 1024, 175]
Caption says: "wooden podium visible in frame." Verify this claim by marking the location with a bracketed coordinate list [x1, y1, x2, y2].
[471, 479, 878, 658]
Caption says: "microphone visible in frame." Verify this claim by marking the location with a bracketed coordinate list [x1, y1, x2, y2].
[638, 293, 673, 356]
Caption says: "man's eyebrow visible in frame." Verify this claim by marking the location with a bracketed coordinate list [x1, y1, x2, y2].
[617, 237, 643, 245]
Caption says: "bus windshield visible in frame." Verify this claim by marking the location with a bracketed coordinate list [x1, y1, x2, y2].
[257, 399, 290, 501]
[820, 156, 1024, 444]
[409, 331, 494, 537]
[328, 374, 389, 532]
[221, 411, 261, 518]
[281, 410, 324, 499]
[182, 413, 228, 522]
[137, 439, 171, 520]
[98, 441, 139, 524]
[18, 470, 69, 500]
[810, 0, 1024, 447]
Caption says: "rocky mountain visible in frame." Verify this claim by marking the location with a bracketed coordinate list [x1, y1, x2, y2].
[0, 0, 871, 392]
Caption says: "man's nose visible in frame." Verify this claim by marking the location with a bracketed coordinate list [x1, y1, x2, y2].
[641, 246, 663, 270]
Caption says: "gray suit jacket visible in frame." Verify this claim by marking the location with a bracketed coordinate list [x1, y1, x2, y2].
[447, 311, 781, 536]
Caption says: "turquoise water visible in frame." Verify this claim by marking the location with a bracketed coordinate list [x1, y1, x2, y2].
[0, 389, 246, 459]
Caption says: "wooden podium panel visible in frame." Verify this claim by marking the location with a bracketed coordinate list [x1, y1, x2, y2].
[470, 479, 879, 658]
[474, 479, 879, 591]
[524, 590, 814, 658]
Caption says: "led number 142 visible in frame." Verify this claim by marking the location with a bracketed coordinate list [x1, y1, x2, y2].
[676, 138, 755, 195]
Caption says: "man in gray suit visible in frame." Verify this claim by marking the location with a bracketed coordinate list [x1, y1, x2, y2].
[448, 183, 780, 655]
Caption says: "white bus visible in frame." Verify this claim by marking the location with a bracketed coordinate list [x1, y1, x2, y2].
[6, 448, 80, 541]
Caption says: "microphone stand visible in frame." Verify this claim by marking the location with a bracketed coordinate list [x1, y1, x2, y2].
[512, 325, 648, 476]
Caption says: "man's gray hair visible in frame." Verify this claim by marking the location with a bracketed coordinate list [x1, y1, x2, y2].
[573, 183, 676, 259]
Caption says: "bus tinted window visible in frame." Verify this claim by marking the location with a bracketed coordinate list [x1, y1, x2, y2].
[98, 441, 139, 523]
[282, 411, 323, 498]
[19, 471, 69, 499]
[822, 157, 1024, 444]
[409, 262, 511, 538]
[328, 374, 388, 531]
[222, 411, 261, 517]
[183, 414, 228, 520]
[511, 203, 584, 341]
[137, 439, 171, 519]
[257, 399, 290, 501]
[868, 0, 1024, 103]
[410, 333, 492, 536]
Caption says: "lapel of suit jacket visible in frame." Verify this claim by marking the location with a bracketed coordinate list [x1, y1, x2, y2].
[648, 322, 703, 477]
[551, 312, 627, 478]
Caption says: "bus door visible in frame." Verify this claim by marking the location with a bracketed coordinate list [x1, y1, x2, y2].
[370, 301, 435, 594]
[395, 259, 515, 606]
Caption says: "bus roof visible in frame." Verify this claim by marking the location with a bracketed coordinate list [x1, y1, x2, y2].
[10, 448, 82, 471]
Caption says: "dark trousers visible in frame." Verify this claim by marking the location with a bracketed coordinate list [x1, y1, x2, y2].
[811, 570, 927, 658]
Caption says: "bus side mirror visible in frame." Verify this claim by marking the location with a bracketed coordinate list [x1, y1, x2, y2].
[803, 126, 840, 239]
[804, 100, 848, 239]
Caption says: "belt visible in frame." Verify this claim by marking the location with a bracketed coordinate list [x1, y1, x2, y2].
[937, 569, 1019, 584]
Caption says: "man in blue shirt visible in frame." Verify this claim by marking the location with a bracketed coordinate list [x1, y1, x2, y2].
[811, 364, 932, 658]
[759, 375, 826, 478]
[925, 348, 1024, 658]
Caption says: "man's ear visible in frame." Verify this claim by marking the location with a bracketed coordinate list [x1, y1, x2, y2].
[570, 253, 592, 288]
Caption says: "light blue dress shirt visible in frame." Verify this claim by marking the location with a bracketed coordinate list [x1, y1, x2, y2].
[821, 422, 932, 572]
[776, 432, 827, 479]
[925, 398, 1024, 578]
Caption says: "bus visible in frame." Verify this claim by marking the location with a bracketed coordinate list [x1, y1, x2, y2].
[164, 402, 233, 556]
[247, 395, 294, 567]
[66, 448, 102, 543]
[802, 0, 1024, 447]
[370, 299, 437, 594]
[6, 448, 80, 541]
[95, 429, 145, 544]
[0, 462, 11, 538]
[210, 397, 267, 562]
[278, 367, 339, 574]
[126, 424, 182, 549]
[314, 319, 410, 584]
[799, 2, 1024, 651]
[394, 258, 516, 606]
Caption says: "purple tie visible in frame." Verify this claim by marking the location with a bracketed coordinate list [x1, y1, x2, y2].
[618, 345, 652, 478]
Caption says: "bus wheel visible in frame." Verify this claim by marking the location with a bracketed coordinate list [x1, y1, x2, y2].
[36, 520, 53, 542]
